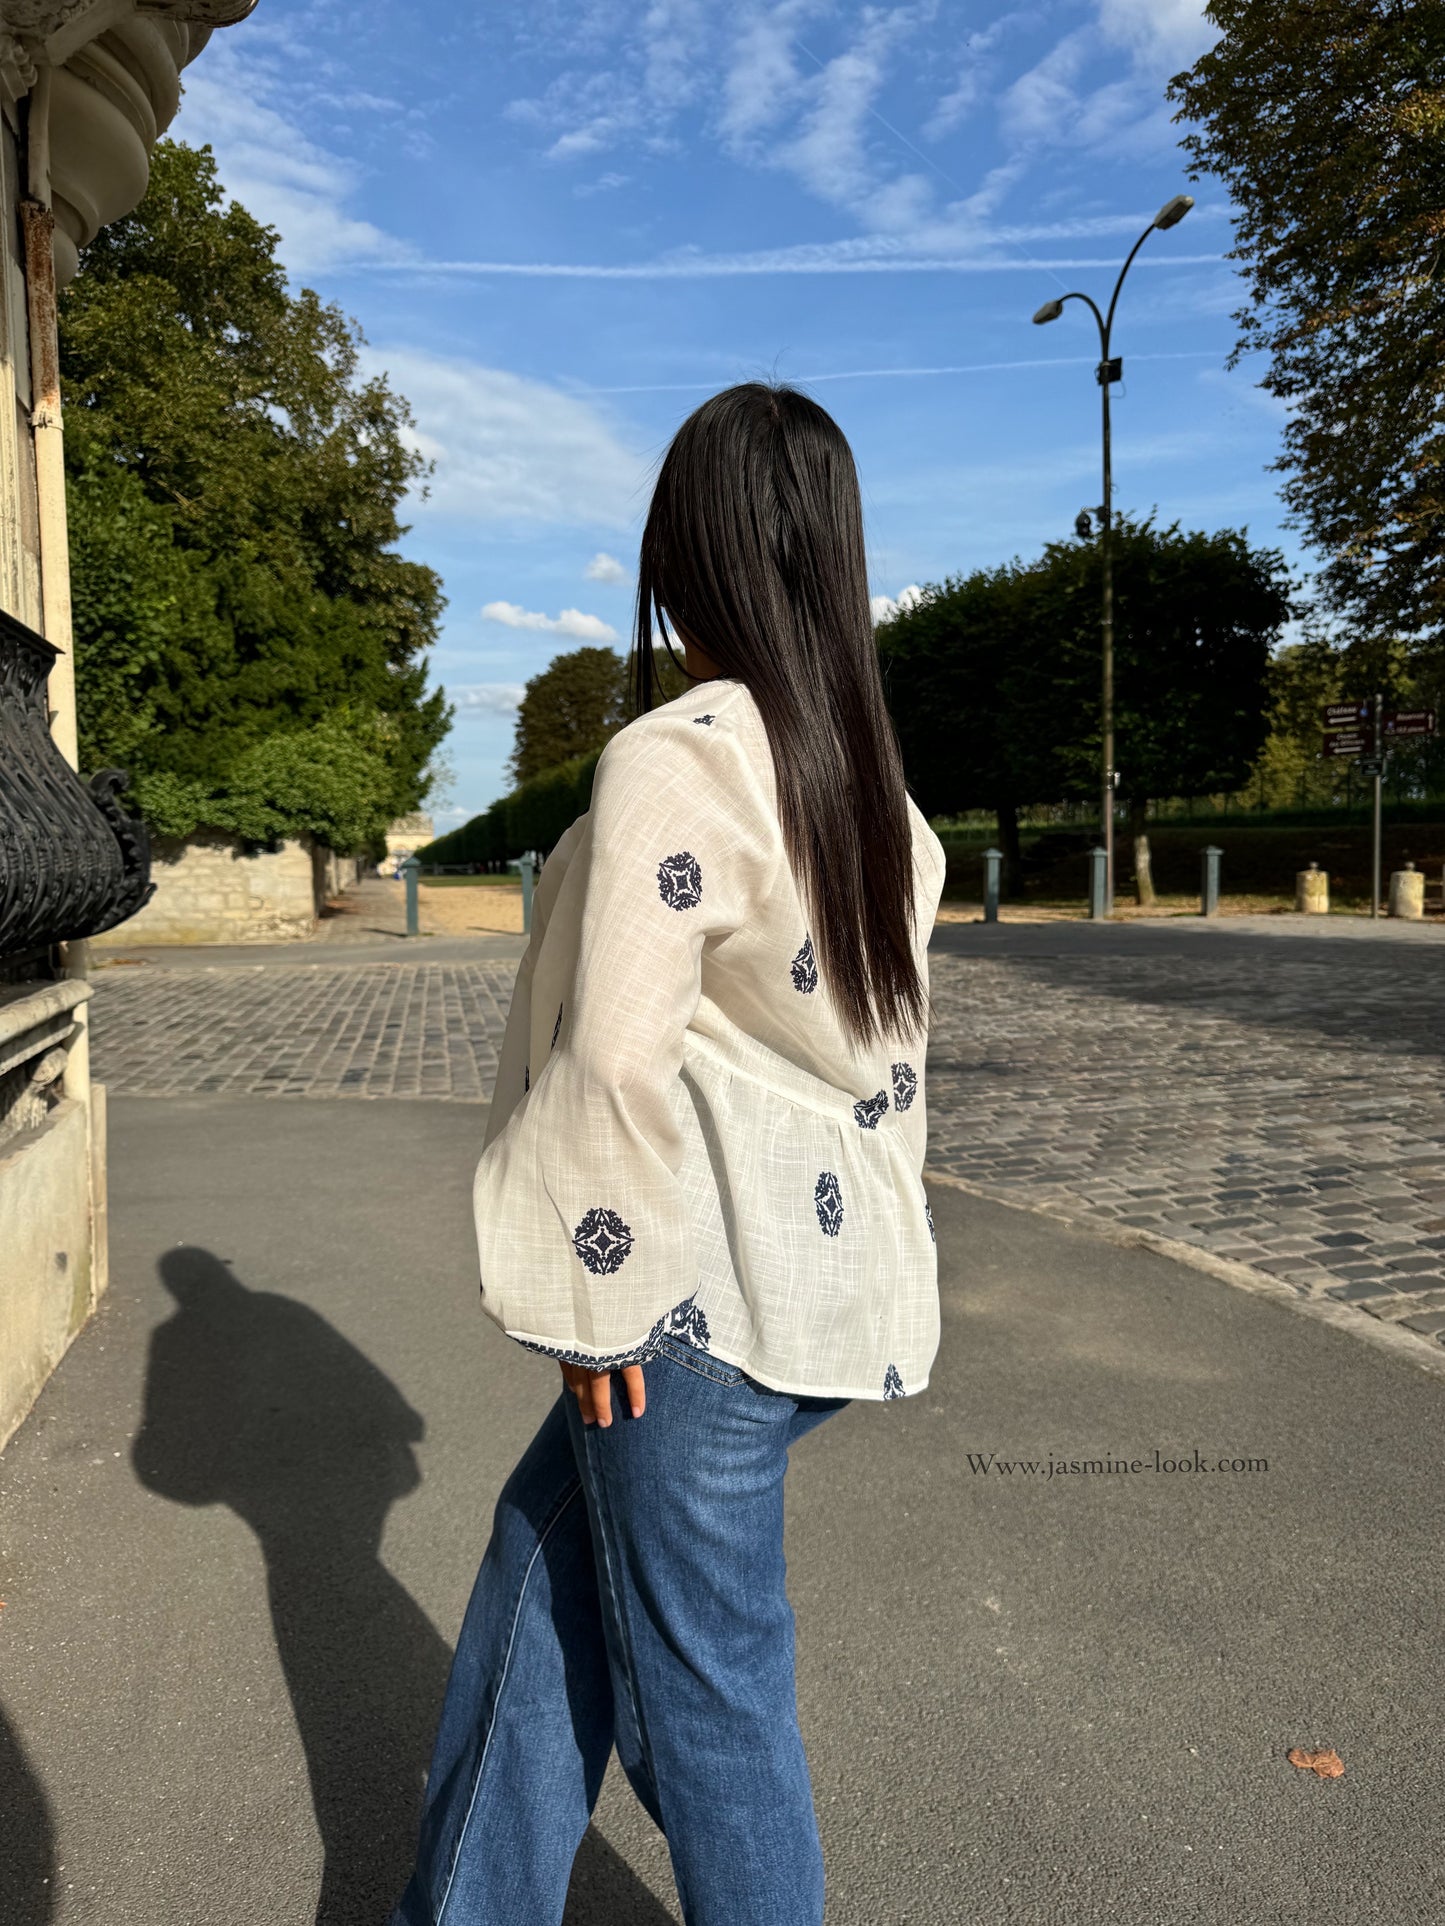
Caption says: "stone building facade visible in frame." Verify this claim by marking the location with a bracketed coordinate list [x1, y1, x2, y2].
[0, 0, 255, 1448]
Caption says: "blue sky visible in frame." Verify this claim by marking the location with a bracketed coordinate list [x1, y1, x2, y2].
[176, 0, 1292, 828]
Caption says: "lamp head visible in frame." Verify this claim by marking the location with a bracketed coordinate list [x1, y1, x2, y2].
[1032, 297, 1065, 325]
[1154, 193, 1194, 230]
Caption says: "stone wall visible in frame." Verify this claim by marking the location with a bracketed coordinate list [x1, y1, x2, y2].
[0, 979, 100, 1449]
[92, 831, 353, 947]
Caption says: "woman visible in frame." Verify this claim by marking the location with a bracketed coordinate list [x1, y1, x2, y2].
[389, 383, 946, 1926]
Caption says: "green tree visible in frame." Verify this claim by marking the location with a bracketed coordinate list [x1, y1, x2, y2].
[875, 565, 1063, 890]
[1244, 631, 1345, 809]
[1076, 520, 1290, 900]
[508, 646, 625, 784]
[879, 519, 1291, 900]
[61, 139, 450, 846]
[1168, 3, 1445, 654]
[506, 639, 694, 784]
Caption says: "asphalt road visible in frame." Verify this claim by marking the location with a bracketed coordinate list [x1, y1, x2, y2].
[1, 1093, 1441, 1925]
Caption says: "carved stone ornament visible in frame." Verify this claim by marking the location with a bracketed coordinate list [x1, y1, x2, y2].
[0, 607, 154, 958]
[0, 2, 258, 33]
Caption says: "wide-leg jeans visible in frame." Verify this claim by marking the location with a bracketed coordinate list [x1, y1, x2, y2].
[388, 1331, 848, 1926]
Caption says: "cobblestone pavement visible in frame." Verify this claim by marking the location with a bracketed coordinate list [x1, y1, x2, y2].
[924, 933, 1445, 1350]
[90, 960, 516, 1100]
[90, 923, 1445, 1352]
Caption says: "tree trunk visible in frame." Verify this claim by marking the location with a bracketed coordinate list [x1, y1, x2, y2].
[1129, 796, 1155, 907]
[997, 800, 1023, 898]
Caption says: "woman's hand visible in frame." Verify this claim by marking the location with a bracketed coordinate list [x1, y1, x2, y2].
[560, 1360, 646, 1427]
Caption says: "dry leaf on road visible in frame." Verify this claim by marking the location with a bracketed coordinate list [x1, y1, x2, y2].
[1287, 1746, 1344, 1778]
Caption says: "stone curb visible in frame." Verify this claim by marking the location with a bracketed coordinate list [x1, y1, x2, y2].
[923, 1166, 1445, 1386]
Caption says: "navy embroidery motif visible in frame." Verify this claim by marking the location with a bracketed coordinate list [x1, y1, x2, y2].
[657, 851, 703, 911]
[854, 1090, 888, 1130]
[693, 713, 715, 726]
[883, 1363, 904, 1400]
[925, 1202, 935, 1244]
[790, 934, 818, 994]
[517, 1310, 667, 1372]
[572, 1207, 634, 1275]
[551, 1001, 563, 1049]
[667, 1293, 712, 1349]
[891, 1061, 917, 1111]
[814, 1171, 843, 1236]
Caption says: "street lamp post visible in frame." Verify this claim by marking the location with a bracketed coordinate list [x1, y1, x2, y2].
[1032, 193, 1193, 913]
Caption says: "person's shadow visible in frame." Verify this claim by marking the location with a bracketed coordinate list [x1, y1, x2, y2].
[132, 1248, 675, 1926]
[0, 1703, 57, 1924]
[133, 1248, 449, 1924]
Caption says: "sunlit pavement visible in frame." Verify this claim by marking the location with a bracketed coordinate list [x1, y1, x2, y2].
[89, 912, 1445, 1359]
[925, 916, 1445, 1356]
[1, 1091, 1440, 1924]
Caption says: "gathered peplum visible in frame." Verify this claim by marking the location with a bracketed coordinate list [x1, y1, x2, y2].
[474, 675, 947, 1401]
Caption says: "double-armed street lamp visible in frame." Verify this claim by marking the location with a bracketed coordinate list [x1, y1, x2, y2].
[1032, 192, 1194, 912]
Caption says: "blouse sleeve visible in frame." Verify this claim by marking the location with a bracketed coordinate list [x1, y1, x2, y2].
[473, 705, 781, 1368]
[483, 817, 584, 1154]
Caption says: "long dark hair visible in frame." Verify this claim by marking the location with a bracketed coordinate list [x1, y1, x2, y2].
[632, 382, 926, 1049]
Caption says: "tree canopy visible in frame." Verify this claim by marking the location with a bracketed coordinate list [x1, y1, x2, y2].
[877, 518, 1292, 889]
[61, 139, 450, 846]
[506, 642, 690, 785]
[1168, 2, 1445, 657]
[508, 646, 626, 784]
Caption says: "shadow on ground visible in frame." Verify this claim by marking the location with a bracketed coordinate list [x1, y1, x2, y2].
[132, 1248, 450, 1924]
[130, 1248, 674, 1926]
[0, 1704, 56, 1923]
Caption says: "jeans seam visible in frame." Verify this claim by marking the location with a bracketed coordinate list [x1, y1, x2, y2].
[657, 1336, 744, 1387]
[433, 1476, 585, 1926]
[584, 1425, 665, 1824]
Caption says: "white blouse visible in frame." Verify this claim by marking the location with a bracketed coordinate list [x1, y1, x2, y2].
[475, 675, 948, 1401]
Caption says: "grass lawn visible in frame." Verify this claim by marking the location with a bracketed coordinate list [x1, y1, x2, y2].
[419, 875, 520, 889]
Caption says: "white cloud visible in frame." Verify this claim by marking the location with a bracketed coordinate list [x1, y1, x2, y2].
[585, 551, 631, 584]
[482, 602, 621, 642]
[176, 45, 408, 273]
[450, 683, 528, 716]
[361, 347, 645, 528]
[1003, 2, 1219, 164]
[871, 583, 924, 624]
[722, 6, 936, 233]
[719, 0, 816, 142]
[361, 243, 1222, 281]
[1097, 0, 1219, 66]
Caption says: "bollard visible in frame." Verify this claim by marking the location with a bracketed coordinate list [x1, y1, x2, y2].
[1200, 845, 1222, 918]
[1389, 860, 1424, 920]
[1295, 862, 1329, 915]
[510, 850, 537, 933]
[1088, 845, 1107, 921]
[983, 846, 1002, 924]
[400, 854, 420, 938]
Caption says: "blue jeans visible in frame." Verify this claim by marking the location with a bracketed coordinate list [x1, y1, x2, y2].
[388, 1333, 848, 1926]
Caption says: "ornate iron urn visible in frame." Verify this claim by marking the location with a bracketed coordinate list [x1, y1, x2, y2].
[0, 606, 153, 958]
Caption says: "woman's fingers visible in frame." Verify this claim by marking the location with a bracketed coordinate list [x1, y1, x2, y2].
[620, 1363, 646, 1419]
[558, 1360, 647, 1426]
[591, 1369, 614, 1427]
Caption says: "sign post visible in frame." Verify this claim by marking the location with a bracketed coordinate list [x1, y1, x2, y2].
[1321, 699, 1436, 919]
[1371, 691, 1383, 919]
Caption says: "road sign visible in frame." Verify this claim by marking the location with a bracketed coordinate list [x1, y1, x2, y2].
[1384, 709, 1437, 738]
[1324, 701, 1370, 727]
[1322, 730, 1368, 758]
[1357, 756, 1386, 778]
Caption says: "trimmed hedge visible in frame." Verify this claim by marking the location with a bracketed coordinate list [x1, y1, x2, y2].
[418, 750, 601, 868]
